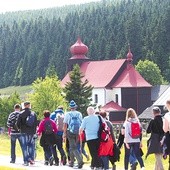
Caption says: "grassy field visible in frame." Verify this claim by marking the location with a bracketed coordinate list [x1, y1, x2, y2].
[0, 85, 32, 99]
[0, 134, 169, 169]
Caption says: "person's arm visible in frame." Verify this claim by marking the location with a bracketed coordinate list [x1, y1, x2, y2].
[163, 116, 169, 133]
[146, 119, 153, 134]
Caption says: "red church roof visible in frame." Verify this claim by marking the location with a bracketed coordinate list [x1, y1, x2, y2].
[101, 101, 127, 112]
[112, 65, 152, 88]
[61, 59, 126, 88]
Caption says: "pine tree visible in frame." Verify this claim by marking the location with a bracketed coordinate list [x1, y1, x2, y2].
[64, 64, 93, 116]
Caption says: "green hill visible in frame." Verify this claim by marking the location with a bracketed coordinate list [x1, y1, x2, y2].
[0, 85, 32, 99]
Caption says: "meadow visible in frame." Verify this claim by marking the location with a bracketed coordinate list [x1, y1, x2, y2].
[0, 133, 169, 169]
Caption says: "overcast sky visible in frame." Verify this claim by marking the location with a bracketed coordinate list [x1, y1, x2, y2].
[0, 0, 100, 13]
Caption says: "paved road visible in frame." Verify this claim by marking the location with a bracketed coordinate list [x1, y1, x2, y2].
[0, 155, 91, 170]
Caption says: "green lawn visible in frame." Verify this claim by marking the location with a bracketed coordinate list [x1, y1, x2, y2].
[0, 85, 32, 99]
[0, 134, 169, 169]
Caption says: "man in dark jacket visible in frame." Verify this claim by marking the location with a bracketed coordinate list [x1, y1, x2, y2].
[16, 101, 37, 166]
[146, 106, 165, 170]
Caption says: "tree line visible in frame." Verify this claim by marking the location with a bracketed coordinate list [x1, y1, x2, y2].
[0, 0, 169, 88]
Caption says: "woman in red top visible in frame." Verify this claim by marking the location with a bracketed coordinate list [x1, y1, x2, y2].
[37, 110, 58, 166]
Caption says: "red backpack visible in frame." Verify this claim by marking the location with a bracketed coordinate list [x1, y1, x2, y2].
[130, 122, 141, 139]
[98, 116, 110, 142]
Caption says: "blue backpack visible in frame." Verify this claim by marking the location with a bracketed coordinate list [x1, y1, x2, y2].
[26, 111, 35, 127]
[68, 112, 81, 134]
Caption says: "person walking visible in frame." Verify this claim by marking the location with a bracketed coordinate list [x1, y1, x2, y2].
[117, 127, 138, 170]
[63, 100, 84, 169]
[99, 111, 116, 170]
[7, 104, 22, 163]
[79, 106, 102, 170]
[123, 108, 145, 170]
[50, 106, 67, 165]
[37, 110, 58, 166]
[146, 106, 164, 170]
[16, 101, 37, 166]
[162, 99, 170, 169]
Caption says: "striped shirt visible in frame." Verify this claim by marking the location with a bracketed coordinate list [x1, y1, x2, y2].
[7, 111, 20, 133]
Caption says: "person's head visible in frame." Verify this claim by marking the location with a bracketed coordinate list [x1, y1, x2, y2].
[166, 99, 170, 111]
[24, 101, 31, 109]
[152, 106, 161, 116]
[87, 106, 95, 115]
[57, 106, 63, 110]
[99, 111, 107, 119]
[43, 110, 50, 118]
[14, 104, 21, 111]
[125, 108, 138, 121]
[69, 100, 77, 110]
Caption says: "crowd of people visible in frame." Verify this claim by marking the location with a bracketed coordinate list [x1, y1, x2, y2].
[6, 99, 170, 170]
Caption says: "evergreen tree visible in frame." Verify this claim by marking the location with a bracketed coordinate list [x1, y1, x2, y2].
[64, 64, 93, 116]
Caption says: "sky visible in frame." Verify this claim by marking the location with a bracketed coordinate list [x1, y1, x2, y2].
[0, 0, 100, 13]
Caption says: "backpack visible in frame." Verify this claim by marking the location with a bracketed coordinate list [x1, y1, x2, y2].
[56, 114, 64, 131]
[130, 122, 141, 139]
[68, 112, 81, 134]
[44, 120, 53, 135]
[98, 115, 110, 142]
[26, 111, 35, 127]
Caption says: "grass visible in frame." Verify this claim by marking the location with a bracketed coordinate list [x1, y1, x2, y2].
[0, 85, 32, 99]
[0, 134, 169, 169]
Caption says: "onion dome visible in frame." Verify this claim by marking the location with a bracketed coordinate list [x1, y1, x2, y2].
[70, 37, 89, 59]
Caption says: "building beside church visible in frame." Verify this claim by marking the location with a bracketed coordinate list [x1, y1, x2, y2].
[62, 38, 152, 123]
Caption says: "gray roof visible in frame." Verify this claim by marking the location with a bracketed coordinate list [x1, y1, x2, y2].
[153, 86, 170, 105]
[139, 85, 170, 120]
[138, 106, 154, 119]
[151, 85, 169, 102]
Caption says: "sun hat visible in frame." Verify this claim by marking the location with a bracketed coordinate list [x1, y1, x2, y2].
[69, 100, 77, 108]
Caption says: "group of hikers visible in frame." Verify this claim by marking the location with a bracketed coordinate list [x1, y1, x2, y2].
[6, 99, 170, 170]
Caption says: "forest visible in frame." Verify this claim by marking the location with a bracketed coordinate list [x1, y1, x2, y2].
[0, 0, 169, 88]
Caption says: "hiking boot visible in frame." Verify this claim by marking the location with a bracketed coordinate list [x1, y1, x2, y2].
[29, 160, 35, 165]
[49, 157, 54, 166]
[131, 162, 138, 170]
[62, 155, 67, 165]
[23, 162, 29, 166]
[76, 162, 84, 169]
[44, 161, 48, 165]
[54, 162, 59, 166]
[69, 162, 74, 167]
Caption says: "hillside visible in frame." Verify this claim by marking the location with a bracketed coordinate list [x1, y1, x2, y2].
[0, 85, 32, 99]
[0, 0, 169, 88]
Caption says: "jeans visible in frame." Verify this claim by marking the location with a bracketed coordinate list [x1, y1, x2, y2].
[10, 133, 22, 162]
[67, 130, 83, 165]
[124, 142, 144, 169]
[129, 148, 137, 165]
[101, 156, 109, 170]
[77, 142, 88, 157]
[20, 134, 35, 163]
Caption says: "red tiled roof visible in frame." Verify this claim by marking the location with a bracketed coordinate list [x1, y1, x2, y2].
[61, 59, 126, 88]
[112, 65, 152, 88]
[101, 101, 127, 112]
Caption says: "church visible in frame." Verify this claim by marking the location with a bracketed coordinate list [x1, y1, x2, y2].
[62, 38, 152, 123]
